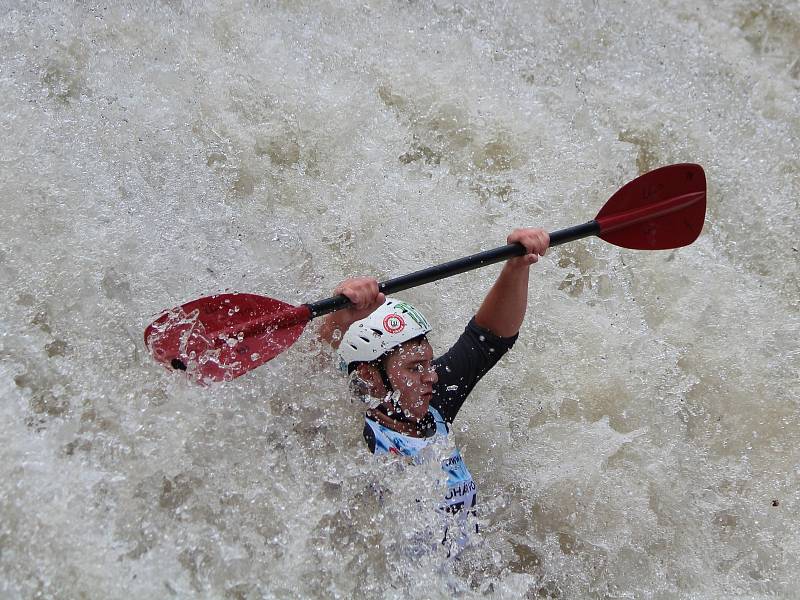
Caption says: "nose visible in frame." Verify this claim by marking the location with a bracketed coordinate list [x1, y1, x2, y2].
[424, 366, 438, 385]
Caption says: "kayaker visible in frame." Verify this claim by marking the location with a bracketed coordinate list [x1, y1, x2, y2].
[318, 227, 549, 542]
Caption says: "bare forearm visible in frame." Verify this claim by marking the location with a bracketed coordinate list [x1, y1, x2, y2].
[318, 312, 353, 350]
[474, 262, 530, 337]
[316, 277, 385, 350]
[474, 227, 549, 338]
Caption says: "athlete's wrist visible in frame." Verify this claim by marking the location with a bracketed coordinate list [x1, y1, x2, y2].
[318, 313, 355, 349]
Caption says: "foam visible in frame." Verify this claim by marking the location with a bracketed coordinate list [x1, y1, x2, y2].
[1, 1, 797, 597]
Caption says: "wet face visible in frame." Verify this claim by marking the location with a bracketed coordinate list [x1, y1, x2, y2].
[382, 338, 438, 421]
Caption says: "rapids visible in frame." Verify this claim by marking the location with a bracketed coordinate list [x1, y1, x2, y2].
[1, 1, 798, 598]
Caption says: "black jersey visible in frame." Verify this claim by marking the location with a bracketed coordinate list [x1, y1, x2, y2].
[430, 317, 518, 423]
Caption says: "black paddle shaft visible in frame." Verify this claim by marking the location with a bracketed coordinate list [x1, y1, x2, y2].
[306, 220, 600, 318]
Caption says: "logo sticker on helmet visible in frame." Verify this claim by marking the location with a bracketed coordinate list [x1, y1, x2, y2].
[394, 302, 430, 330]
[383, 314, 405, 334]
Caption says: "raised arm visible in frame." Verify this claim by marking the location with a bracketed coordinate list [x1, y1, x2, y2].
[474, 228, 549, 338]
[318, 277, 385, 350]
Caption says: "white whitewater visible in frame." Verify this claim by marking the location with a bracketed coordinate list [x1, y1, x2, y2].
[1, 1, 798, 598]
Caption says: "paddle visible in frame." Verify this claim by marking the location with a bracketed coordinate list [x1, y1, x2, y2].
[145, 163, 706, 383]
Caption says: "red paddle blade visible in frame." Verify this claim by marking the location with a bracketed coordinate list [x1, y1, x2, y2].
[144, 293, 310, 384]
[595, 163, 706, 250]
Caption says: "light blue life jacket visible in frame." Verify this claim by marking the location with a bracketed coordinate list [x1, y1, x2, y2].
[364, 406, 476, 512]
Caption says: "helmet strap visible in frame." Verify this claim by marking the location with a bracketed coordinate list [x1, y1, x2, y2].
[375, 361, 412, 421]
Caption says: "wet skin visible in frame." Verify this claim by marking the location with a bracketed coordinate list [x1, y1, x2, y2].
[359, 338, 438, 432]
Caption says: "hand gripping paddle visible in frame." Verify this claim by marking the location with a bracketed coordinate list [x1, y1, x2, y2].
[145, 163, 706, 383]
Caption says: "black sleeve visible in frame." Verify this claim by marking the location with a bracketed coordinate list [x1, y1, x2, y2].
[430, 317, 518, 424]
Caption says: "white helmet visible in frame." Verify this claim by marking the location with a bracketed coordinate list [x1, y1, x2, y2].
[337, 298, 432, 372]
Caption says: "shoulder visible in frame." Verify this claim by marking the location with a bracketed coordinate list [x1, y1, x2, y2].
[464, 316, 519, 350]
[434, 317, 517, 361]
[430, 317, 518, 424]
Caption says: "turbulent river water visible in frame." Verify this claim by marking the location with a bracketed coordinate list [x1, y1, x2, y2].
[1, 1, 799, 598]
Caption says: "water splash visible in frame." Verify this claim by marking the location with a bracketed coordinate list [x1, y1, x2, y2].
[1, 0, 798, 598]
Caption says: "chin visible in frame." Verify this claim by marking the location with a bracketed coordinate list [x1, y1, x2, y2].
[409, 398, 431, 421]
